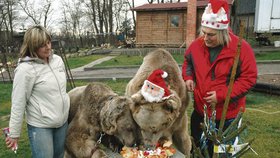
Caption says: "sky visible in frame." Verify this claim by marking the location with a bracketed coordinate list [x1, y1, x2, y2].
[133, 0, 188, 7]
[18, 0, 188, 32]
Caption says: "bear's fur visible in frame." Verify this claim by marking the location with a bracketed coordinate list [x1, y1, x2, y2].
[65, 82, 137, 158]
[126, 49, 191, 157]
[67, 85, 86, 123]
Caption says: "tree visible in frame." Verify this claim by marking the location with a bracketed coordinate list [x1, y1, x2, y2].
[148, 0, 181, 3]
[18, 0, 54, 28]
[126, 0, 136, 31]
[61, 0, 86, 47]
[0, 0, 18, 50]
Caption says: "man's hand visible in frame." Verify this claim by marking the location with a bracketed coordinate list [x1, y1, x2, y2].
[185, 80, 194, 91]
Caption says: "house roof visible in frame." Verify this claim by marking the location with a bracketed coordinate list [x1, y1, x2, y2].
[131, 0, 234, 11]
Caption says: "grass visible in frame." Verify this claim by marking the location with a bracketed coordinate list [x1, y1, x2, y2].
[66, 55, 107, 69]
[0, 84, 13, 117]
[94, 54, 184, 68]
[1, 80, 280, 157]
[255, 51, 280, 60]
[1, 50, 280, 157]
[242, 92, 280, 157]
[95, 55, 144, 67]
[91, 51, 280, 68]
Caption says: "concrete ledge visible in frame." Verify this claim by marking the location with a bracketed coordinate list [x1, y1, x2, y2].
[256, 60, 280, 64]
[253, 82, 280, 95]
[84, 65, 140, 71]
[72, 76, 133, 82]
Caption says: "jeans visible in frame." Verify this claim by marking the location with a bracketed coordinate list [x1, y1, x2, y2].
[27, 122, 68, 158]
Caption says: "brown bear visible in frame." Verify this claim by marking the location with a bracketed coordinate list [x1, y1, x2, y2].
[67, 85, 86, 123]
[65, 82, 137, 158]
[126, 48, 191, 157]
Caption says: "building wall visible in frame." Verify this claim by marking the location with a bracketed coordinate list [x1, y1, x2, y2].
[136, 10, 187, 47]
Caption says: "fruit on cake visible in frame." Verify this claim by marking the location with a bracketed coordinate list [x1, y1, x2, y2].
[120, 141, 176, 158]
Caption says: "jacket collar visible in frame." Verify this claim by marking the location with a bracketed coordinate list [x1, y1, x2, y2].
[18, 52, 54, 64]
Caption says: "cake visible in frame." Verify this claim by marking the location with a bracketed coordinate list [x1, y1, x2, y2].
[120, 141, 176, 158]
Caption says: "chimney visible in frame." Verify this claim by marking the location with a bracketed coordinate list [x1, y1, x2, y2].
[186, 0, 197, 47]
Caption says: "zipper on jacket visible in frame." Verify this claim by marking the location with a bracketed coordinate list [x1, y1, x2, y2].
[48, 63, 65, 125]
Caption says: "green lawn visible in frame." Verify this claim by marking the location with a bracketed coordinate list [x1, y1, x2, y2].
[66, 55, 107, 69]
[94, 54, 184, 68]
[89, 51, 280, 68]
[1, 81, 280, 157]
[255, 51, 280, 60]
[1, 50, 280, 157]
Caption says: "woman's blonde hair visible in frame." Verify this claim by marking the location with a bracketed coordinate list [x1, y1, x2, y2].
[200, 26, 231, 47]
[20, 25, 51, 58]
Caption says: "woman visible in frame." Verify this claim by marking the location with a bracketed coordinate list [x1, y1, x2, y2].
[182, 0, 257, 156]
[5, 25, 70, 158]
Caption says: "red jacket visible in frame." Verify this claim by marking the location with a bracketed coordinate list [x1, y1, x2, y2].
[182, 32, 257, 120]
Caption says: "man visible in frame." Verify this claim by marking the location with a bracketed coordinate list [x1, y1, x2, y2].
[181, 0, 257, 156]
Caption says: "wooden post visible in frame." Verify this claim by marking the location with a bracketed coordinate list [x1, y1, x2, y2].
[218, 20, 245, 139]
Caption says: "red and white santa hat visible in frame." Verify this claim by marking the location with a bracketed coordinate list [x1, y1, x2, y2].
[201, 0, 229, 30]
[141, 69, 171, 102]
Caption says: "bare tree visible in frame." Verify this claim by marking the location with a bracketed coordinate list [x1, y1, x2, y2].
[148, 0, 154, 4]
[97, 0, 105, 44]
[148, 0, 181, 3]
[61, 0, 85, 47]
[5, 0, 16, 40]
[19, 0, 54, 28]
[0, 0, 18, 50]
[88, 0, 99, 34]
[60, 6, 71, 38]
[112, 0, 125, 32]
[126, 0, 136, 31]
[108, 0, 113, 42]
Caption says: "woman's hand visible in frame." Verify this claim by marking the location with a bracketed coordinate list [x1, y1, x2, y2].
[185, 80, 194, 91]
[204, 91, 217, 105]
[5, 137, 18, 151]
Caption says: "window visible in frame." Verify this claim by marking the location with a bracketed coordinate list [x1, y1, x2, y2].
[170, 15, 179, 27]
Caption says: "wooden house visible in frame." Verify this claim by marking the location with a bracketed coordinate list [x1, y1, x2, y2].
[132, 0, 234, 47]
[231, 0, 256, 38]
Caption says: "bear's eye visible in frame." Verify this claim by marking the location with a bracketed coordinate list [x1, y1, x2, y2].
[162, 122, 168, 127]
[141, 128, 146, 133]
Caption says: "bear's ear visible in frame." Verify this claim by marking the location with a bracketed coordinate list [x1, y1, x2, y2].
[132, 90, 153, 105]
[131, 92, 141, 101]
[131, 92, 144, 105]
[106, 123, 117, 135]
[100, 109, 117, 135]
[164, 96, 180, 113]
[164, 99, 176, 113]
[101, 98, 126, 135]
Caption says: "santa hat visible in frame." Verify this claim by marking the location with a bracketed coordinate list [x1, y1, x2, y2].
[141, 69, 171, 102]
[201, 0, 229, 30]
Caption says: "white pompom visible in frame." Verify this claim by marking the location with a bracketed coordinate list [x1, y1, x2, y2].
[162, 71, 168, 78]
